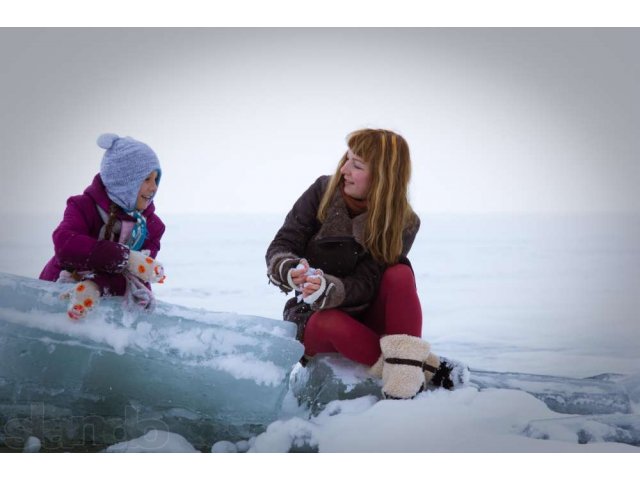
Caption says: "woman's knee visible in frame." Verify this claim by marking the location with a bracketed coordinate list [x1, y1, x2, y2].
[306, 309, 364, 345]
[305, 309, 344, 334]
[381, 263, 415, 289]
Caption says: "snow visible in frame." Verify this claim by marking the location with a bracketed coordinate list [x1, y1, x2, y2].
[0, 306, 135, 355]
[22, 436, 41, 453]
[211, 440, 238, 453]
[313, 355, 376, 394]
[1, 212, 639, 453]
[104, 430, 198, 453]
[250, 389, 639, 452]
[195, 354, 286, 386]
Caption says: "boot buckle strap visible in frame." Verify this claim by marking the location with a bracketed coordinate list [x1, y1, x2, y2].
[385, 357, 437, 374]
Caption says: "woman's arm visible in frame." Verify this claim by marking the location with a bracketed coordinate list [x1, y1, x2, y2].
[266, 176, 328, 291]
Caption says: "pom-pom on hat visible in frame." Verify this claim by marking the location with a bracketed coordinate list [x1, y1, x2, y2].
[98, 133, 162, 212]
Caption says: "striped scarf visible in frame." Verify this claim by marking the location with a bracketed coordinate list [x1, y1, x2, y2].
[125, 209, 148, 251]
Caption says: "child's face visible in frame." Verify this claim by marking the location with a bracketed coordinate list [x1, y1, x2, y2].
[136, 170, 159, 211]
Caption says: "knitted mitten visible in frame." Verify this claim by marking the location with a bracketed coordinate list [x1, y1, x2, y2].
[380, 334, 431, 399]
[62, 280, 101, 321]
[266, 253, 300, 293]
[127, 250, 166, 283]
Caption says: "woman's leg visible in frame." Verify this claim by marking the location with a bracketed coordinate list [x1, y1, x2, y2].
[303, 309, 382, 366]
[302, 264, 422, 367]
[363, 263, 422, 337]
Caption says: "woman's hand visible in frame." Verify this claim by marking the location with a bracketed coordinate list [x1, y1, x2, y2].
[290, 258, 310, 287]
[289, 259, 326, 301]
[300, 267, 327, 305]
[301, 274, 323, 298]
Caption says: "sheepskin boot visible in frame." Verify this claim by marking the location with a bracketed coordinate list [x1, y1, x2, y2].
[422, 351, 441, 385]
[368, 354, 384, 379]
[379, 334, 431, 399]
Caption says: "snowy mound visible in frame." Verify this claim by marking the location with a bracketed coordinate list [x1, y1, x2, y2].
[244, 354, 639, 452]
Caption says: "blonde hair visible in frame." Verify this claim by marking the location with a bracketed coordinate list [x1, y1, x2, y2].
[318, 129, 416, 265]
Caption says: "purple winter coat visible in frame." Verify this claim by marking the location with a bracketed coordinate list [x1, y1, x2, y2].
[39, 174, 165, 296]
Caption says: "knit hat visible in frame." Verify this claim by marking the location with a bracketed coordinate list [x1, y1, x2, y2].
[98, 133, 162, 212]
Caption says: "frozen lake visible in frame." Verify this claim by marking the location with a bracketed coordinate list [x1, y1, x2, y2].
[1, 212, 638, 379]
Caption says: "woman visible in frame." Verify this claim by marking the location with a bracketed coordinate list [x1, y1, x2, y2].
[266, 129, 467, 399]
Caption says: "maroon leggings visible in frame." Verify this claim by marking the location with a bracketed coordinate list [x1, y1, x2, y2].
[302, 264, 422, 367]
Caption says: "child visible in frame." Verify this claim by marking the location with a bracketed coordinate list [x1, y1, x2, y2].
[40, 133, 166, 320]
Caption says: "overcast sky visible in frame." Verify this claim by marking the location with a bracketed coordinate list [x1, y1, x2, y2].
[0, 28, 638, 215]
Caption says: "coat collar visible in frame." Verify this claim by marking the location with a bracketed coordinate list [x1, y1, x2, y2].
[315, 188, 367, 248]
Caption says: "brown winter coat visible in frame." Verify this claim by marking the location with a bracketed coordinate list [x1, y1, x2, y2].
[266, 175, 420, 340]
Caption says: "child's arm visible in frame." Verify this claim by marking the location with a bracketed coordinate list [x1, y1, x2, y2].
[141, 214, 165, 259]
[53, 196, 129, 274]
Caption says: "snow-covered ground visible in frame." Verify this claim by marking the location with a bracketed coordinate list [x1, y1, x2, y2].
[1, 212, 639, 454]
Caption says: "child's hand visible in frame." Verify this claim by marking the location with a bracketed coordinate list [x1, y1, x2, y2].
[61, 280, 101, 321]
[127, 250, 166, 283]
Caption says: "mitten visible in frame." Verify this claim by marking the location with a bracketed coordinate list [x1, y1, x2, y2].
[127, 250, 166, 283]
[61, 280, 101, 321]
[380, 334, 431, 399]
[302, 273, 344, 311]
[267, 253, 300, 292]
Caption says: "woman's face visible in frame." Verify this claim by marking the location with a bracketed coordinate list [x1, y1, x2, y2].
[340, 149, 371, 200]
[136, 170, 159, 211]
